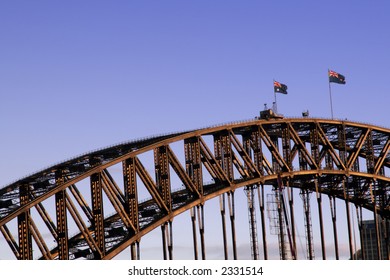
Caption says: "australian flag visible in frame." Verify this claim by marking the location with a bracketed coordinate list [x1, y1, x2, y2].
[274, 81, 288, 94]
[329, 70, 346, 84]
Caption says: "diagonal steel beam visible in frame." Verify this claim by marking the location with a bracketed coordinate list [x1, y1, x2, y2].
[288, 123, 318, 170]
[316, 123, 346, 170]
[166, 146, 201, 197]
[258, 125, 291, 172]
[347, 129, 370, 170]
[374, 138, 390, 175]
[135, 157, 169, 213]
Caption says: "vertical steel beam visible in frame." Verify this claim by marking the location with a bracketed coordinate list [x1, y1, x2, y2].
[310, 126, 320, 167]
[365, 130, 375, 174]
[214, 131, 233, 180]
[329, 195, 339, 260]
[190, 207, 198, 260]
[219, 194, 228, 259]
[227, 191, 237, 260]
[356, 205, 365, 260]
[123, 157, 139, 258]
[370, 181, 382, 259]
[384, 218, 390, 260]
[18, 184, 32, 260]
[251, 128, 268, 260]
[338, 124, 347, 165]
[214, 132, 233, 259]
[301, 189, 314, 260]
[251, 127, 264, 176]
[130, 241, 140, 260]
[185, 137, 203, 194]
[55, 170, 68, 260]
[90, 170, 105, 259]
[161, 223, 168, 260]
[282, 125, 292, 170]
[257, 184, 268, 260]
[287, 181, 297, 259]
[198, 205, 206, 260]
[276, 185, 286, 260]
[243, 132, 260, 260]
[130, 243, 137, 260]
[316, 188, 326, 259]
[245, 186, 259, 260]
[168, 220, 173, 260]
[343, 181, 354, 260]
[154, 146, 172, 211]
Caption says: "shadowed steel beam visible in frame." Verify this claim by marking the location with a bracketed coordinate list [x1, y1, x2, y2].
[258, 184, 268, 259]
[154, 146, 172, 211]
[329, 195, 339, 260]
[0, 225, 19, 259]
[90, 171, 105, 259]
[123, 157, 139, 256]
[370, 182, 382, 259]
[65, 192, 100, 256]
[343, 181, 354, 260]
[227, 191, 237, 260]
[219, 194, 228, 259]
[198, 205, 206, 260]
[190, 207, 198, 260]
[184, 137, 203, 194]
[287, 182, 297, 259]
[29, 218, 52, 259]
[316, 180, 326, 259]
[18, 185, 32, 260]
[356, 205, 365, 260]
[135, 157, 168, 213]
[55, 171, 68, 259]
[161, 223, 167, 260]
[130, 241, 140, 260]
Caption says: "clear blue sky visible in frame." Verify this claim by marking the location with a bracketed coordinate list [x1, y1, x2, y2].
[1, 1, 389, 260]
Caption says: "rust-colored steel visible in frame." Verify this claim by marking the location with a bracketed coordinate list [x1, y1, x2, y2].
[0, 117, 390, 260]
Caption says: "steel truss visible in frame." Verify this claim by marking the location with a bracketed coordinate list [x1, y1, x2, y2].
[0, 118, 390, 260]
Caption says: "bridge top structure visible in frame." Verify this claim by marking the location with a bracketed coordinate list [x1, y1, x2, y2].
[0, 116, 389, 259]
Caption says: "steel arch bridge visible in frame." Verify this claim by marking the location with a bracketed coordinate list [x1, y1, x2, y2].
[1, 116, 390, 260]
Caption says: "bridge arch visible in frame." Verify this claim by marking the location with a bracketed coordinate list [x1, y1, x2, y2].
[0, 117, 389, 260]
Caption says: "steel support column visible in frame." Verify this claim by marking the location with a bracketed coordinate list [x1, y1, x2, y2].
[329, 195, 339, 260]
[219, 194, 228, 259]
[245, 186, 259, 260]
[184, 137, 203, 194]
[300, 189, 314, 260]
[227, 191, 237, 260]
[345, 195, 354, 260]
[356, 205, 365, 260]
[161, 221, 173, 260]
[90, 171, 105, 259]
[154, 146, 172, 211]
[190, 207, 198, 260]
[198, 205, 206, 260]
[258, 184, 268, 260]
[55, 170, 68, 260]
[18, 184, 32, 260]
[123, 157, 139, 258]
[316, 191, 326, 259]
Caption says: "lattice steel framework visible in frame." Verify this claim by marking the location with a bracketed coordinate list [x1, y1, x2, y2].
[1, 117, 390, 260]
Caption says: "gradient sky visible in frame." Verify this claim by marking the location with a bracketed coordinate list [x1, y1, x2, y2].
[1, 1, 389, 260]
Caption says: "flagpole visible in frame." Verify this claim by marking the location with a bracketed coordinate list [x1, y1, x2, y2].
[273, 79, 278, 114]
[328, 70, 334, 119]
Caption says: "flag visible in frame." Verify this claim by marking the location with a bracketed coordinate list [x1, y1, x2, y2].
[274, 80, 288, 94]
[329, 70, 346, 84]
